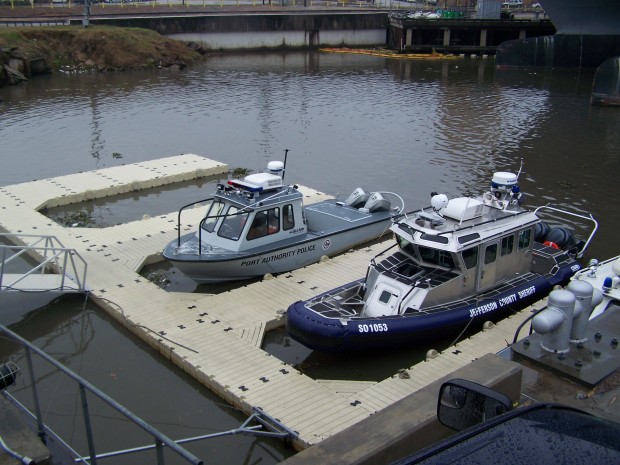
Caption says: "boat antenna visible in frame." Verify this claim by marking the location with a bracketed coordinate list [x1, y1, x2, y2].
[282, 149, 289, 182]
[516, 158, 524, 179]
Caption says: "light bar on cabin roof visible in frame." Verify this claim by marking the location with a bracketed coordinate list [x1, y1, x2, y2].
[227, 179, 264, 193]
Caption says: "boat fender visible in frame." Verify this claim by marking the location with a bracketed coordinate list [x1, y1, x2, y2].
[320, 255, 329, 262]
[534, 221, 551, 243]
[482, 321, 495, 331]
[545, 227, 577, 250]
[263, 273, 274, 280]
[425, 349, 439, 361]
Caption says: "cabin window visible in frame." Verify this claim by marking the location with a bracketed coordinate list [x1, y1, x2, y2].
[201, 200, 224, 233]
[458, 233, 480, 245]
[420, 233, 449, 244]
[501, 235, 514, 256]
[462, 247, 478, 269]
[518, 229, 532, 250]
[247, 208, 280, 240]
[396, 235, 418, 259]
[217, 206, 249, 241]
[485, 244, 498, 265]
[283, 204, 295, 230]
[419, 246, 456, 269]
[379, 290, 393, 304]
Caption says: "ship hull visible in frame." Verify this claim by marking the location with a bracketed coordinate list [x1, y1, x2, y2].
[539, 0, 620, 35]
[497, 0, 620, 68]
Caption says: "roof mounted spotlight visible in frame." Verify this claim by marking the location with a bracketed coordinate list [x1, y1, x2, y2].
[244, 191, 255, 200]
[216, 183, 225, 191]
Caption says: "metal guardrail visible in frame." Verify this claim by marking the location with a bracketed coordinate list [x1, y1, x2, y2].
[0, 323, 297, 464]
[0, 233, 88, 293]
[0, 324, 204, 465]
[0, 19, 69, 26]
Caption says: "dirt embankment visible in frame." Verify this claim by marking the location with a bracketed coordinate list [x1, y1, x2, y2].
[0, 25, 204, 87]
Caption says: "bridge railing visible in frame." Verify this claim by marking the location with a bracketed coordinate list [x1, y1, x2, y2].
[0, 0, 398, 11]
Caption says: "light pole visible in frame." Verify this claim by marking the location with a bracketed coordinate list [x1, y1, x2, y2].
[83, 0, 91, 28]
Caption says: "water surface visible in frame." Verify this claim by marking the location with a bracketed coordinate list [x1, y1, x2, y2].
[1, 51, 619, 463]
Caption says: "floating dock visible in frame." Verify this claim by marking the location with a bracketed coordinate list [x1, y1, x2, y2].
[0, 154, 551, 450]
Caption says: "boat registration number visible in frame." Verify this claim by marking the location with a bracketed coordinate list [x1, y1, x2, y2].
[357, 323, 388, 333]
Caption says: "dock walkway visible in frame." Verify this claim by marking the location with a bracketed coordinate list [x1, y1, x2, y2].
[0, 154, 544, 450]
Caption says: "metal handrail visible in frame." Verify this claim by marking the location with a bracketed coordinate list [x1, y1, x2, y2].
[175, 197, 216, 246]
[0, 323, 203, 465]
[0, 233, 87, 292]
[532, 205, 598, 259]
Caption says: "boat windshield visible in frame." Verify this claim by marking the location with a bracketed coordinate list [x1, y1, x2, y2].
[419, 246, 456, 269]
[201, 199, 225, 233]
[396, 235, 456, 269]
[396, 235, 419, 260]
[217, 206, 249, 241]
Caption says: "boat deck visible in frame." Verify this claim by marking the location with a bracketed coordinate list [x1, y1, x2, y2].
[0, 154, 548, 450]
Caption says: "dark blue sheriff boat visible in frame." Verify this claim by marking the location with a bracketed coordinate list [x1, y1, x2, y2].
[286, 170, 598, 352]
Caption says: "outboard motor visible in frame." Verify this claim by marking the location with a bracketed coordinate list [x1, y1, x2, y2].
[362, 192, 391, 213]
[532, 289, 577, 353]
[345, 188, 370, 208]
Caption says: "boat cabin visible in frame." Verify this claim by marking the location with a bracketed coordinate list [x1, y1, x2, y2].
[362, 173, 542, 316]
[194, 164, 308, 253]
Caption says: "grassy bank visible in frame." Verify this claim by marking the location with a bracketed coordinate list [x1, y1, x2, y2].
[0, 25, 202, 76]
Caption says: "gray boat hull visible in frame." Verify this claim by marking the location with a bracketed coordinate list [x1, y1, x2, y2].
[163, 218, 393, 283]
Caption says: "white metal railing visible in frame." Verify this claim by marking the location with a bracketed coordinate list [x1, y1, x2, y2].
[532, 205, 598, 259]
[0, 233, 88, 293]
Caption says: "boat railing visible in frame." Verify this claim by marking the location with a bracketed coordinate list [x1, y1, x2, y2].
[375, 191, 407, 216]
[0, 233, 87, 293]
[402, 208, 533, 238]
[369, 242, 400, 268]
[175, 197, 215, 246]
[533, 205, 598, 259]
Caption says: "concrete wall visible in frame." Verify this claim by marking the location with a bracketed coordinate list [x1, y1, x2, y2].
[87, 12, 389, 50]
[169, 29, 386, 50]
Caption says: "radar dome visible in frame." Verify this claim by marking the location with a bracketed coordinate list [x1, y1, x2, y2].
[267, 161, 284, 174]
[431, 194, 449, 211]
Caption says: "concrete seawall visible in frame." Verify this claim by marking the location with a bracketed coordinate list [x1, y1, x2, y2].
[84, 11, 389, 49]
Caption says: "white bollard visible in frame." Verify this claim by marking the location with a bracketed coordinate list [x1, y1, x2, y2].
[568, 280, 594, 343]
[532, 289, 575, 353]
